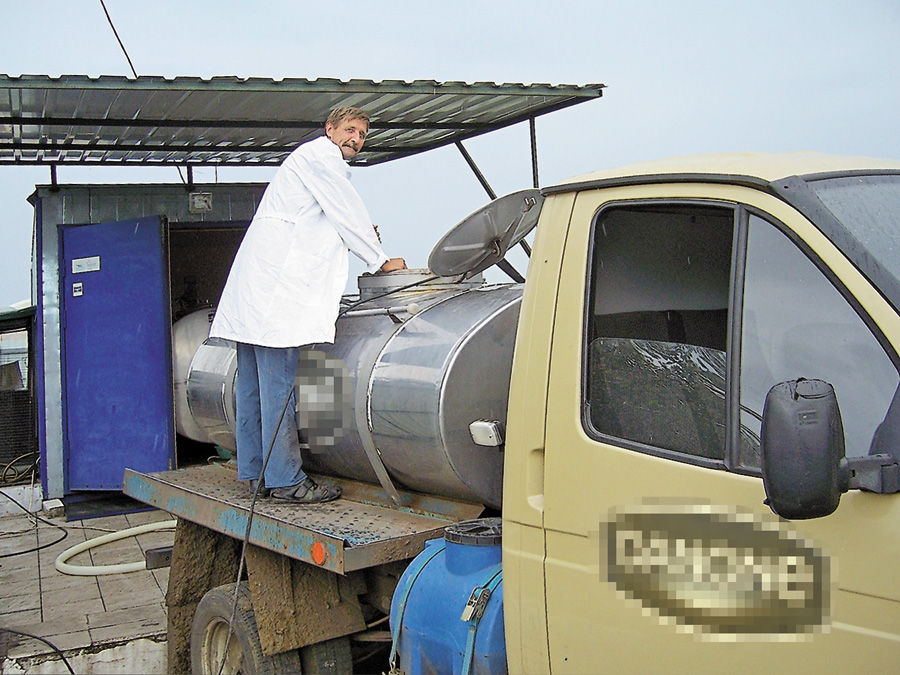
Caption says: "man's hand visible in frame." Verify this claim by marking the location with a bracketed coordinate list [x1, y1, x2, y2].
[380, 258, 407, 273]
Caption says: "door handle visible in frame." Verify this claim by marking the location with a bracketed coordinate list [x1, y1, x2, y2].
[526, 446, 545, 511]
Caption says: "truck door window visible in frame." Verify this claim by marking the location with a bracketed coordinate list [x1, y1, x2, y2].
[737, 214, 900, 470]
[584, 203, 734, 461]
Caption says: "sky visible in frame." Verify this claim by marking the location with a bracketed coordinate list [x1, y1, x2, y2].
[1, 0, 899, 308]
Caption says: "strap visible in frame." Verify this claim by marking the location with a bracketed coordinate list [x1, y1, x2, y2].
[460, 565, 503, 675]
[389, 539, 446, 673]
[353, 319, 405, 505]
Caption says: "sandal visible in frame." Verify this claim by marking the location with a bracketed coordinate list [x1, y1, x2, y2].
[270, 477, 342, 504]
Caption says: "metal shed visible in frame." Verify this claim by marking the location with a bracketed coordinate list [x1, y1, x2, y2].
[0, 75, 604, 501]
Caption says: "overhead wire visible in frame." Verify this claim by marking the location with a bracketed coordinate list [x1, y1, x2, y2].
[98, 0, 138, 78]
[40, 6, 441, 667]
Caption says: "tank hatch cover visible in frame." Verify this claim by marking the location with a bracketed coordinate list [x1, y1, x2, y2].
[428, 189, 543, 279]
[444, 517, 503, 546]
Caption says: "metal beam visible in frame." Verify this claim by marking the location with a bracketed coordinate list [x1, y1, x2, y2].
[0, 116, 500, 131]
[455, 140, 496, 200]
[122, 465, 483, 574]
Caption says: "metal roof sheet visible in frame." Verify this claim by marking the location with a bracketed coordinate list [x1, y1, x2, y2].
[0, 75, 604, 167]
[0, 304, 35, 329]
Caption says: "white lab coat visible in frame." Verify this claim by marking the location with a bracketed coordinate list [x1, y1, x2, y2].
[209, 136, 389, 347]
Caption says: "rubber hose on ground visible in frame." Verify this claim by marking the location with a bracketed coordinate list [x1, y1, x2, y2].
[55, 519, 177, 576]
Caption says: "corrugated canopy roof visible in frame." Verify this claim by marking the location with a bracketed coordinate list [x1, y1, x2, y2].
[0, 75, 604, 167]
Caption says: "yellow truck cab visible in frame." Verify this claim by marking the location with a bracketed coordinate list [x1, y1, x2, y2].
[120, 151, 900, 674]
[505, 153, 900, 672]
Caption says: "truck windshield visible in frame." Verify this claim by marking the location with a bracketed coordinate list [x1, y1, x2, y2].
[807, 174, 900, 296]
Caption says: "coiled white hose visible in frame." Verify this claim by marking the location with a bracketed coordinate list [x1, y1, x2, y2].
[55, 519, 177, 576]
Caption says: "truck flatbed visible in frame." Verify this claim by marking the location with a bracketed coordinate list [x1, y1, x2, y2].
[123, 464, 483, 574]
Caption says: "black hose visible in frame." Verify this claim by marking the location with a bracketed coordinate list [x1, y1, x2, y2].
[338, 275, 440, 317]
[0, 628, 76, 674]
[0, 490, 68, 559]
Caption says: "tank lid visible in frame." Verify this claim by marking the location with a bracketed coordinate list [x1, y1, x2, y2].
[444, 517, 502, 546]
[428, 189, 543, 279]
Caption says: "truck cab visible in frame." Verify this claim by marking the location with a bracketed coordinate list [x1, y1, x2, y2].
[505, 153, 900, 672]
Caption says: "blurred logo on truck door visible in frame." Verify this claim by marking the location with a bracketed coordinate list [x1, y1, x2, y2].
[602, 501, 831, 641]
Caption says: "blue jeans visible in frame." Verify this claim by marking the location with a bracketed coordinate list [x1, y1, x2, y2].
[234, 342, 307, 488]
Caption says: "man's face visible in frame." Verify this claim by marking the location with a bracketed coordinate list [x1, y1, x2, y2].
[325, 117, 368, 160]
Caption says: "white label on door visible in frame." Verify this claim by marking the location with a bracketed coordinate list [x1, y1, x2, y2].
[72, 256, 101, 274]
[72, 282, 84, 297]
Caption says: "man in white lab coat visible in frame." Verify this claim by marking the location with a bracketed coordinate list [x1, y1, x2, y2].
[210, 107, 406, 503]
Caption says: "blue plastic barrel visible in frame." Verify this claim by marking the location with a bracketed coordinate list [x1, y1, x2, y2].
[390, 518, 506, 675]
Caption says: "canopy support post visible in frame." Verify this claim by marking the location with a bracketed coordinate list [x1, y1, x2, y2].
[455, 140, 496, 201]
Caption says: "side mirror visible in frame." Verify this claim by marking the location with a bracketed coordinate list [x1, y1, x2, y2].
[760, 379, 846, 519]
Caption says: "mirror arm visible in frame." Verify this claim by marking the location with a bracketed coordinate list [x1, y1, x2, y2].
[840, 454, 900, 494]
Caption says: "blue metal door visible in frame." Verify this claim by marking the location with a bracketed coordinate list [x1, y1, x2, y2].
[61, 216, 174, 491]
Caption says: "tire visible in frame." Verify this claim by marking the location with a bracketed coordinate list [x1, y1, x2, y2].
[190, 581, 303, 675]
[300, 636, 353, 674]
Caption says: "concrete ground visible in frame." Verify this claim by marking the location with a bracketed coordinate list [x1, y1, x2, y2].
[0, 502, 173, 674]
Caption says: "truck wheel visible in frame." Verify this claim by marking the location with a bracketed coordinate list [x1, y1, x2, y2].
[190, 581, 302, 675]
[300, 636, 353, 674]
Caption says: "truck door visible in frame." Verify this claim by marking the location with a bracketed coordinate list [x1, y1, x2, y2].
[60, 216, 175, 491]
[542, 188, 900, 672]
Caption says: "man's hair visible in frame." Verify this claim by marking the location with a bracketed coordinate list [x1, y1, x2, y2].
[326, 106, 370, 130]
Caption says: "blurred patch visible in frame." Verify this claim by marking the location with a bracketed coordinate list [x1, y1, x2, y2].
[602, 500, 831, 641]
[294, 350, 351, 453]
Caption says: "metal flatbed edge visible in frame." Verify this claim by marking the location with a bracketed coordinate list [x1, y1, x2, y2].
[123, 464, 483, 575]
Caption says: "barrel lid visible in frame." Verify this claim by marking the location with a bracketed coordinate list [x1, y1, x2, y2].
[428, 190, 543, 279]
[444, 517, 502, 546]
